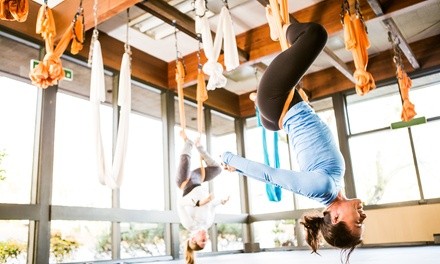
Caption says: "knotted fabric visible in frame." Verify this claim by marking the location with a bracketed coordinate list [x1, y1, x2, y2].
[342, 12, 375, 95]
[29, 4, 84, 88]
[397, 65, 416, 122]
[0, 0, 28, 22]
[195, 0, 239, 90]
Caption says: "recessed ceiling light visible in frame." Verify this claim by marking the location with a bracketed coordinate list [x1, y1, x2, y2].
[33, 0, 64, 9]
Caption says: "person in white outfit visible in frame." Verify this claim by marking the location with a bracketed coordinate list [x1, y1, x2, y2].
[176, 130, 229, 264]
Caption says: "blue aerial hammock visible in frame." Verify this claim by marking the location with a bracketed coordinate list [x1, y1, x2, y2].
[256, 107, 282, 202]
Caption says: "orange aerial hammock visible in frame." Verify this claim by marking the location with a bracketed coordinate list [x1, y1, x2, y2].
[341, 0, 375, 96]
[174, 27, 208, 180]
[29, 1, 84, 88]
[0, 0, 28, 22]
[388, 31, 416, 122]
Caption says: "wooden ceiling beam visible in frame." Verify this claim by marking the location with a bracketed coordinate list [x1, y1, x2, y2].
[0, 0, 140, 42]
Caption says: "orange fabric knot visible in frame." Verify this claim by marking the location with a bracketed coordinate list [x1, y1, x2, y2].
[397, 66, 416, 121]
[401, 99, 416, 122]
[29, 53, 64, 89]
[0, 0, 28, 22]
[354, 69, 375, 96]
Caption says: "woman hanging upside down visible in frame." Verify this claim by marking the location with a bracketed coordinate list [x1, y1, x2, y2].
[176, 130, 229, 264]
[221, 20, 366, 263]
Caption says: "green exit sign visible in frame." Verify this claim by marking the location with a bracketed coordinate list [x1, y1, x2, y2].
[30, 59, 73, 81]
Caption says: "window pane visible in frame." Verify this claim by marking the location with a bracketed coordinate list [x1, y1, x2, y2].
[0, 76, 37, 204]
[217, 223, 243, 251]
[411, 120, 440, 199]
[120, 223, 166, 258]
[211, 110, 241, 214]
[410, 77, 440, 119]
[53, 93, 112, 207]
[120, 112, 164, 210]
[0, 220, 28, 263]
[350, 129, 420, 204]
[245, 118, 294, 214]
[346, 85, 402, 134]
[50, 221, 111, 263]
[253, 220, 297, 248]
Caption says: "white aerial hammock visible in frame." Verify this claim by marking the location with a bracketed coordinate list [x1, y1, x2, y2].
[194, 0, 239, 90]
[90, 5, 132, 189]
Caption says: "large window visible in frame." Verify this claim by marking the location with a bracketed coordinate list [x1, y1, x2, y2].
[52, 92, 112, 207]
[0, 75, 37, 204]
[346, 73, 440, 204]
[210, 110, 243, 251]
[120, 84, 165, 211]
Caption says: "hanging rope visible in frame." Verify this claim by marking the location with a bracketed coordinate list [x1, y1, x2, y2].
[196, 34, 208, 134]
[174, 21, 186, 131]
[90, 6, 132, 189]
[30, 1, 84, 88]
[341, 0, 375, 96]
[388, 31, 416, 122]
[0, 0, 29, 22]
[194, 0, 239, 90]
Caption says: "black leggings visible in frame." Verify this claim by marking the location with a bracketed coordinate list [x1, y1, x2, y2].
[256, 21, 328, 131]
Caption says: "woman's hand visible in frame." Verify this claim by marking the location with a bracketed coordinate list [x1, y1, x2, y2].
[221, 196, 230, 205]
[222, 163, 236, 172]
[199, 193, 214, 206]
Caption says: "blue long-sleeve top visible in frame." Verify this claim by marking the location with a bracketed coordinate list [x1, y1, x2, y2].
[222, 102, 345, 206]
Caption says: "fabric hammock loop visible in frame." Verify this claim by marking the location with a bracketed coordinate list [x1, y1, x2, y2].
[195, 0, 239, 90]
[89, 5, 132, 189]
[256, 107, 282, 202]
[341, 0, 375, 96]
[388, 30, 416, 122]
[30, 2, 85, 88]
[0, 0, 29, 22]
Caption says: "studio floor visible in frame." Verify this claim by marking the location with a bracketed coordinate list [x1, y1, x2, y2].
[154, 245, 440, 264]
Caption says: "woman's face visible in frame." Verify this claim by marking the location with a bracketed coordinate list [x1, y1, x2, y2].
[192, 229, 208, 248]
[334, 198, 367, 237]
